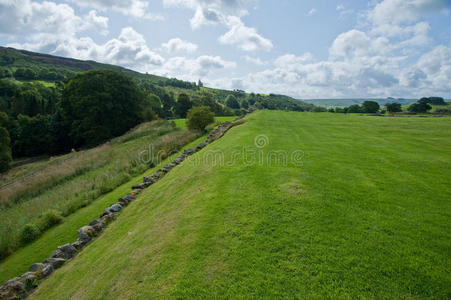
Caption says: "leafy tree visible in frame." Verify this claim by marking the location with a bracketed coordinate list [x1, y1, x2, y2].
[186, 106, 214, 131]
[408, 102, 432, 113]
[362, 101, 380, 113]
[175, 93, 192, 118]
[335, 107, 345, 113]
[419, 97, 446, 105]
[225, 95, 240, 109]
[0, 112, 12, 172]
[313, 106, 327, 112]
[0, 67, 13, 79]
[161, 92, 175, 118]
[241, 99, 249, 109]
[13, 114, 55, 157]
[197, 79, 203, 88]
[347, 104, 363, 113]
[196, 95, 224, 115]
[385, 102, 402, 113]
[61, 69, 144, 147]
[141, 93, 162, 120]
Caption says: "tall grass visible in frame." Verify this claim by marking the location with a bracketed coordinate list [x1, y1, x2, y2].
[0, 120, 199, 260]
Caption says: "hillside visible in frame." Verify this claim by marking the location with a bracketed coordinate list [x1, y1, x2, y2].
[30, 111, 451, 298]
[0, 46, 314, 112]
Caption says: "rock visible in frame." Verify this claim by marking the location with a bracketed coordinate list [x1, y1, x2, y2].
[119, 194, 135, 205]
[41, 264, 53, 277]
[100, 212, 115, 224]
[183, 148, 194, 155]
[20, 272, 36, 281]
[50, 249, 65, 259]
[71, 239, 87, 251]
[44, 258, 66, 269]
[131, 189, 142, 196]
[0, 278, 25, 299]
[78, 226, 94, 242]
[58, 243, 78, 258]
[89, 219, 100, 226]
[108, 203, 122, 212]
[29, 263, 44, 272]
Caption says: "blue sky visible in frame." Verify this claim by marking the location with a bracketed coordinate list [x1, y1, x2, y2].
[1, 0, 450, 98]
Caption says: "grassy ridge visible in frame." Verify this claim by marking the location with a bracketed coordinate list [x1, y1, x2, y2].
[32, 111, 451, 298]
[0, 121, 198, 260]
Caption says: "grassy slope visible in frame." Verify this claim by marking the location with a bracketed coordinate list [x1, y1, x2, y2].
[32, 111, 450, 298]
[0, 117, 234, 284]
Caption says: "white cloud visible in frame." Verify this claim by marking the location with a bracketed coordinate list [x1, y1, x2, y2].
[0, 0, 109, 36]
[369, 0, 446, 26]
[70, 0, 164, 20]
[8, 27, 164, 72]
[161, 38, 198, 53]
[244, 55, 266, 66]
[308, 8, 317, 16]
[154, 55, 236, 80]
[219, 16, 273, 52]
[274, 53, 313, 67]
[85, 10, 109, 36]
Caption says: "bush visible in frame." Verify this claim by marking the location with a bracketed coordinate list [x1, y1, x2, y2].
[408, 102, 432, 113]
[362, 101, 380, 113]
[20, 223, 41, 244]
[186, 106, 215, 131]
[39, 209, 63, 230]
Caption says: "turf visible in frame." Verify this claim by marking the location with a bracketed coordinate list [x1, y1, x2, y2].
[31, 111, 451, 299]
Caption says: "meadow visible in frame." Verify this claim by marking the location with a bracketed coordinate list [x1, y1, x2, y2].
[30, 111, 451, 298]
[0, 117, 234, 284]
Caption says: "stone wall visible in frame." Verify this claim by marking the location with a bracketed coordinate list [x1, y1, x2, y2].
[0, 117, 245, 300]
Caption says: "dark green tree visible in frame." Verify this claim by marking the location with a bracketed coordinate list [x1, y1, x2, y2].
[60, 69, 144, 147]
[186, 106, 214, 131]
[0, 112, 12, 172]
[175, 93, 192, 118]
[347, 104, 363, 113]
[408, 102, 432, 113]
[161, 93, 175, 118]
[225, 95, 240, 109]
[385, 102, 402, 113]
[362, 101, 380, 113]
[241, 99, 249, 109]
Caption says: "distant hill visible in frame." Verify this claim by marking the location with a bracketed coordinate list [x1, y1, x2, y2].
[0, 46, 313, 111]
[302, 98, 418, 108]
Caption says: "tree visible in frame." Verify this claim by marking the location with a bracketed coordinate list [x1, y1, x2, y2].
[141, 93, 162, 120]
[61, 69, 144, 147]
[385, 102, 402, 113]
[161, 92, 175, 118]
[186, 106, 214, 131]
[241, 99, 249, 109]
[175, 93, 193, 118]
[225, 95, 240, 109]
[0, 112, 12, 173]
[419, 97, 446, 105]
[197, 79, 203, 88]
[347, 104, 363, 113]
[362, 101, 380, 113]
[408, 102, 432, 113]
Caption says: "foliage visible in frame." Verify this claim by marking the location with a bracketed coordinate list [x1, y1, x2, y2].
[347, 104, 363, 113]
[61, 69, 144, 147]
[175, 93, 192, 118]
[186, 106, 215, 131]
[313, 106, 327, 112]
[362, 100, 380, 113]
[0, 126, 12, 173]
[385, 102, 402, 113]
[408, 101, 432, 113]
[20, 224, 40, 245]
[225, 95, 240, 109]
[419, 97, 446, 105]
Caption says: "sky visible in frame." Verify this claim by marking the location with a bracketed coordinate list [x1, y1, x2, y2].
[0, 0, 450, 99]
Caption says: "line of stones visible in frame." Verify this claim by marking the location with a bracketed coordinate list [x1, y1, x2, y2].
[0, 118, 242, 300]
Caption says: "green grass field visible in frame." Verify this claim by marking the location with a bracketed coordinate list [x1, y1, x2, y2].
[31, 111, 451, 298]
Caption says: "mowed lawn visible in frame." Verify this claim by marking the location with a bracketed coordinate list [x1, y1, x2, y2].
[32, 111, 451, 299]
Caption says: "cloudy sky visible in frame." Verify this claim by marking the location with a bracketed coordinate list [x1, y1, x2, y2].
[1, 0, 450, 98]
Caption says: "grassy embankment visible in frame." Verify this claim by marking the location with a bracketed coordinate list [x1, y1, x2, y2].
[31, 111, 451, 298]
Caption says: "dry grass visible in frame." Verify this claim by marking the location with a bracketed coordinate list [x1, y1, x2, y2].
[0, 120, 199, 260]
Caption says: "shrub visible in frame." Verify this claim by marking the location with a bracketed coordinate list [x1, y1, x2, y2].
[20, 223, 41, 244]
[186, 106, 215, 131]
[39, 209, 63, 230]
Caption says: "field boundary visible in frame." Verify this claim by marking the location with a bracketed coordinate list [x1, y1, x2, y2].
[0, 116, 246, 299]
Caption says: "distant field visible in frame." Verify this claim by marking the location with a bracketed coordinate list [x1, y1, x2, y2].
[32, 111, 451, 298]
[303, 98, 417, 107]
